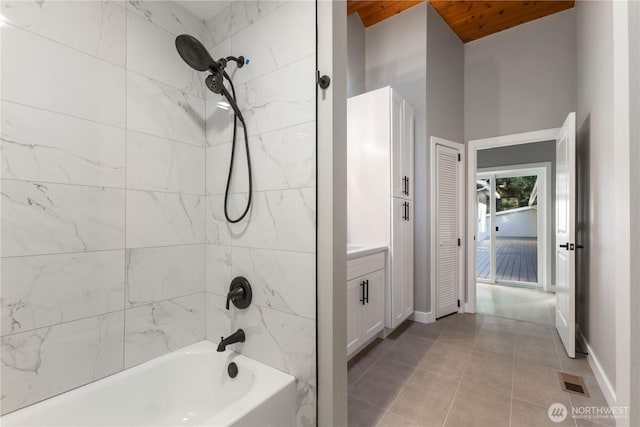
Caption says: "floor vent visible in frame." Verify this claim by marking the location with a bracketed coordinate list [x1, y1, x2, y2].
[559, 372, 589, 397]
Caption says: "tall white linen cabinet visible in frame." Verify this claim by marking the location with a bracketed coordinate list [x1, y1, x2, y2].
[347, 86, 415, 329]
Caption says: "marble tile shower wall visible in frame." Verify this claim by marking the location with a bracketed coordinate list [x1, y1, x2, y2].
[203, 2, 317, 426]
[0, 1, 208, 414]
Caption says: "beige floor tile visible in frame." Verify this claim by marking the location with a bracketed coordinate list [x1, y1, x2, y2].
[514, 320, 556, 339]
[511, 398, 575, 427]
[444, 384, 511, 427]
[403, 319, 449, 341]
[418, 341, 471, 381]
[377, 411, 424, 427]
[438, 327, 477, 350]
[381, 334, 436, 368]
[447, 313, 486, 332]
[568, 376, 616, 427]
[512, 359, 572, 409]
[477, 283, 555, 326]
[474, 334, 515, 356]
[515, 335, 562, 369]
[460, 348, 514, 397]
[388, 369, 458, 426]
[348, 396, 386, 427]
[349, 339, 393, 386]
[349, 359, 414, 410]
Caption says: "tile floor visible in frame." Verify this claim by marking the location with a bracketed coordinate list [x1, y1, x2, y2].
[476, 283, 556, 326]
[348, 314, 612, 427]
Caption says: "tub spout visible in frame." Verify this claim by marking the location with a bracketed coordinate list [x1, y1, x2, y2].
[217, 329, 245, 352]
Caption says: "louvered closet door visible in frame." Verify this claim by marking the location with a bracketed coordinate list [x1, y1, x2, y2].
[436, 144, 460, 318]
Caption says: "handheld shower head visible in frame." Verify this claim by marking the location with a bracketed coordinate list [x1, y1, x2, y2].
[175, 34, 215, 72]
[205, 73, 244, 122]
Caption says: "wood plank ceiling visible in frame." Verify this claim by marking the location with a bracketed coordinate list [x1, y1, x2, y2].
[347, 1, 575, 43]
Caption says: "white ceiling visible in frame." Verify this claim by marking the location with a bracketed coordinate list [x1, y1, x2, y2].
[177, 1, 231, 21]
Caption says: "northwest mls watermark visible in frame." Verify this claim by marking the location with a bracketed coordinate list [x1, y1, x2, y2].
[547, 402, 630, 423]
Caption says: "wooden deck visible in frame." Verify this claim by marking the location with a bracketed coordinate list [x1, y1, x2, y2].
[476, 237, 538, 283]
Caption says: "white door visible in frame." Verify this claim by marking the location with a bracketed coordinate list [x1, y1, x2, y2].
[402, 100, 415, 199]
[361, 270, 385, 342]
[402, 200, 414, 317]
[435, 143, 461, 318]
[346, 277, 363, 357]
[555, 112, 576, 358]
[391, 90, 405, 198]
[391, 197, 405, 327]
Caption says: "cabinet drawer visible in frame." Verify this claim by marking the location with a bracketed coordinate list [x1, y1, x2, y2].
[347, 252, 385, 280]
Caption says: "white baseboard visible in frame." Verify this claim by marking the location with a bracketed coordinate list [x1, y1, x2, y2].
[465, 302, 475, 313]
[410, 311, 435, 324]
[577, 328, 617, 408]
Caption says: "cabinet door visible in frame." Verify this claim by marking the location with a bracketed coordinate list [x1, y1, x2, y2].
[402, 201, 414, 317]
[402, 101, 415, 199]
[361, 269, 385, 343]
[391, 197, 406, 328]
[391, 90, 405, 198]
[347, 277, 364, 357]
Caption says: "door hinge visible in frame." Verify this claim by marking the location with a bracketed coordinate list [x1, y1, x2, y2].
[457, 238, 461, 247]
[457, 153, 461, 161]
[457, 299, 460, 308]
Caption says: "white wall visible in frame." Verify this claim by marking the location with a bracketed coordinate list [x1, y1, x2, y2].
[465, 9, 576, 141]
[347, 13, 366, 98]
[575, 0, 617, 395]
[203, 2, 317, 425]
[1, 0, 208, 414]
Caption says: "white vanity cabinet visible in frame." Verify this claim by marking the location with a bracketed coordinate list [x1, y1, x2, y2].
[347, 87, 415, 330]
[347, 250, 386, 359]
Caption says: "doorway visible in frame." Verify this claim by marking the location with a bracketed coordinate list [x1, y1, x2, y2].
[475, 164, 555, 325]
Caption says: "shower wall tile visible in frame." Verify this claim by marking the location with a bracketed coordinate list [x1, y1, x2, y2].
[206, 121, 315, 196]
[1, 250, 125, 336]
[204, 4, 231, 49]
[0, 0, 126, 66]
[224, 188, 316, 253]
[1, 180, 126, 257]
[126, 244, 205, 308]
[127, 0, 207, 39]
[126, 190, 205, 248]
[124, 293, 205, 368]
[126, 131, 205, 194]
[230, 247, 315, 319]
[206, 244, 232, 294]
[0, 311, 124, 415]
[127, 71, 205, 147]
[230, 1, 314, 85]
[206, 293, 315, 386]
[230, 1, 283, 36]
[127, 11, 204, 98]
[237, 55, 316, 137]
[205, 195, 232, 245]
[1, 101, 126, 188]
[296, 380, 316, 427]
[0, 25, 126, 127]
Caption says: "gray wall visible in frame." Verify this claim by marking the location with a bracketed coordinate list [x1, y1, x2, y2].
[347, 13, 366, 98]
[477, 140, 556, 284]
[424, 4, 464, 312]
[575, 0, 616, 390]
[364, 3, 428, 312]
[464, 9, 576, 141]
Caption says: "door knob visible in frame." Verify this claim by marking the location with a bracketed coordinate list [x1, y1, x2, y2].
[559, 243, 569, 249]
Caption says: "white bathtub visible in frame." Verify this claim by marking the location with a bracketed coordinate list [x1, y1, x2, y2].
[1, 341, 296, 426]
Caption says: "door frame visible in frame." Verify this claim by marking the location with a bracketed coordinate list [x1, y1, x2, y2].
[466, 128, 559, 313]
[430, 136, 466, 318]
[476, 163, 552, 291]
